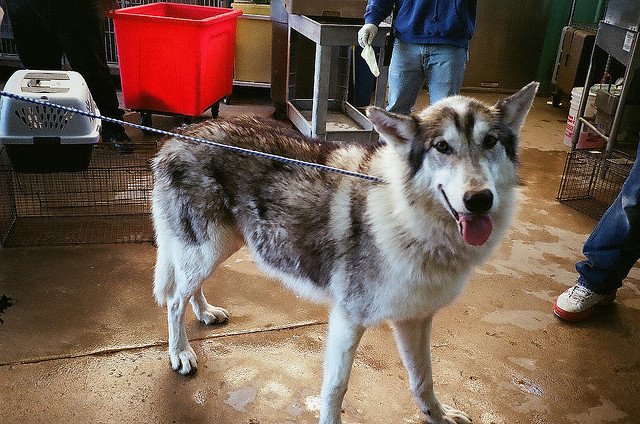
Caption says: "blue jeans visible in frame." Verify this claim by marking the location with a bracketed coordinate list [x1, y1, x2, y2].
[577, 142, 640, 294]
[387, 39, 468, 114]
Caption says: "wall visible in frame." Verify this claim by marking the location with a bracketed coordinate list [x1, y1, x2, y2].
[464, 0, 605, 94]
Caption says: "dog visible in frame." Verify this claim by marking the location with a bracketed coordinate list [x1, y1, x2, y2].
[151, 82, 538, 424]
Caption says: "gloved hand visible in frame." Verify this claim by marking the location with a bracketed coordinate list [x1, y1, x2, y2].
[358, 23, 378, 48]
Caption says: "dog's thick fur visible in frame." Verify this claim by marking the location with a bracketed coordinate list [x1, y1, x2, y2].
[151, 83, 538, 424]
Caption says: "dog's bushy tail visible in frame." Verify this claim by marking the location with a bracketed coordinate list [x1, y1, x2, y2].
[152, 247, 174, 307]
[153, 280, 170, 307]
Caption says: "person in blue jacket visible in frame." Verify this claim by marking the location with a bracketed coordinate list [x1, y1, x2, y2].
[358, 0, 477, 114]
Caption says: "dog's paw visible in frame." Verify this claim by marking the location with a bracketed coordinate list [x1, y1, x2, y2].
[198, 305, 229, 325]
[428, 403, 472, 424]
[170, 345, 198, 375]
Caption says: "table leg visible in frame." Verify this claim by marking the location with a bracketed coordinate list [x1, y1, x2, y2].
[311, 43, 331, 139]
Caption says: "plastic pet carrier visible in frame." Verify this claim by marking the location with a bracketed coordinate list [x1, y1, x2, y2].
[0, 70, 101, 173]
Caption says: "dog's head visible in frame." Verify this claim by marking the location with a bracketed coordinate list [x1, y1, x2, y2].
[367, 82, 538, 247]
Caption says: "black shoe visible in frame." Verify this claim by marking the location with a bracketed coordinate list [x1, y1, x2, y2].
[102, 123, 134, 153]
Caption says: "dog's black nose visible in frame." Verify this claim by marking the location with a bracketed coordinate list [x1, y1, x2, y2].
[463, 189, 493, 214]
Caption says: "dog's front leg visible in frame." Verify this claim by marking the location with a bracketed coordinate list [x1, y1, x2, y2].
[392, 317, 471, 424]
[319, 306, 365, 424]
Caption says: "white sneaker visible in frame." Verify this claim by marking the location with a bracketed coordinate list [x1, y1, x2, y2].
[554, 284, 616, 321]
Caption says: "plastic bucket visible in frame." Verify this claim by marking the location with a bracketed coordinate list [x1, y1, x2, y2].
[563, 87, 604, 149]
[110, 3, 242, 116]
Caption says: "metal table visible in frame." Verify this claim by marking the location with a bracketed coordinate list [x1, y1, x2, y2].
[287, 14, 391, 142]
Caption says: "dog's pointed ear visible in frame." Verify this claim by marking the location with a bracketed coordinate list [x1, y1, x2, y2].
[367, 106, 418, 148]
[495, 81, 539, 132]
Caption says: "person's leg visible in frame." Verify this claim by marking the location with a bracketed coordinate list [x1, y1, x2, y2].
[424, 44, 468, 105]
[51, 0, 122, 120]
[555, 144, 640, 321]
[5, 0, 63, 69]
[577, 145, 640, 293]
[51, 0, 131, 151]
[386, 39, 425, 115]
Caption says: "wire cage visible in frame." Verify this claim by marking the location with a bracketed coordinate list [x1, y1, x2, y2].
[557, 149, 634, 220]
[0, 141, 158, 246]
[0, 1, 228, 246]
[0, 1, 231, 246]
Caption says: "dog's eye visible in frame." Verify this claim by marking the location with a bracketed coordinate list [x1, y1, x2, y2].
[434, 140, 451, 154]
[483, 135, 498, 149]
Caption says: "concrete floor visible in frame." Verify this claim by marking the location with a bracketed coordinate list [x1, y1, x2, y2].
[1, 88, 639, 424]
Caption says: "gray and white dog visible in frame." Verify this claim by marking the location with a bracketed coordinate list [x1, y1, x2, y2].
[151, 82, 538, 424]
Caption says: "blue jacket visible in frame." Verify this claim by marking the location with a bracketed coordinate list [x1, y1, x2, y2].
[364, 0, 477, 48]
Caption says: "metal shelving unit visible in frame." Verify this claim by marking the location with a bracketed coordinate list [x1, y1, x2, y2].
[558, 0, 640, 219]
[571, 0, 639, 153]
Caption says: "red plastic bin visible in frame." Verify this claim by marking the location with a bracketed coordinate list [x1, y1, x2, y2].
[110, 3, 242, 117]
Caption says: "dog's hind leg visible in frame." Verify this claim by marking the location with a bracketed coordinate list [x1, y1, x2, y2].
[190, 288, 229, 325]
[392, 317, 472, 424]
[166, 227, 242, 375]
[164, 243, 219, 375]
[319, 306, 365, 424]
[189, 227, 242, 325]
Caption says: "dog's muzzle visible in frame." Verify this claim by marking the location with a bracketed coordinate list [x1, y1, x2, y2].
[439, 186, 494, 246]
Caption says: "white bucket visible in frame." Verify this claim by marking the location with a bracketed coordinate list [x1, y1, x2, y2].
[563, 87, 604, 149]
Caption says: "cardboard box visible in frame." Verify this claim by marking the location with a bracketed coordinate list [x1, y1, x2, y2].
[595, 104, 640, 136]
[555, 27, 596, 94]
[595, 89, 620, 116]
[283, 0, 368, 19]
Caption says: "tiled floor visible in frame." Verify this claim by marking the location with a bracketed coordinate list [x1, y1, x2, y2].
[1, 88, 639, 424]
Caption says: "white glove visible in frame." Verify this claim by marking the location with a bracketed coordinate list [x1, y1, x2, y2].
[361, 45, 380, 77]
[358, 23, 378, 48]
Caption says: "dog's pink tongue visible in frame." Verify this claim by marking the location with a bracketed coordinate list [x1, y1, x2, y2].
[458, 214, 493, 246]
